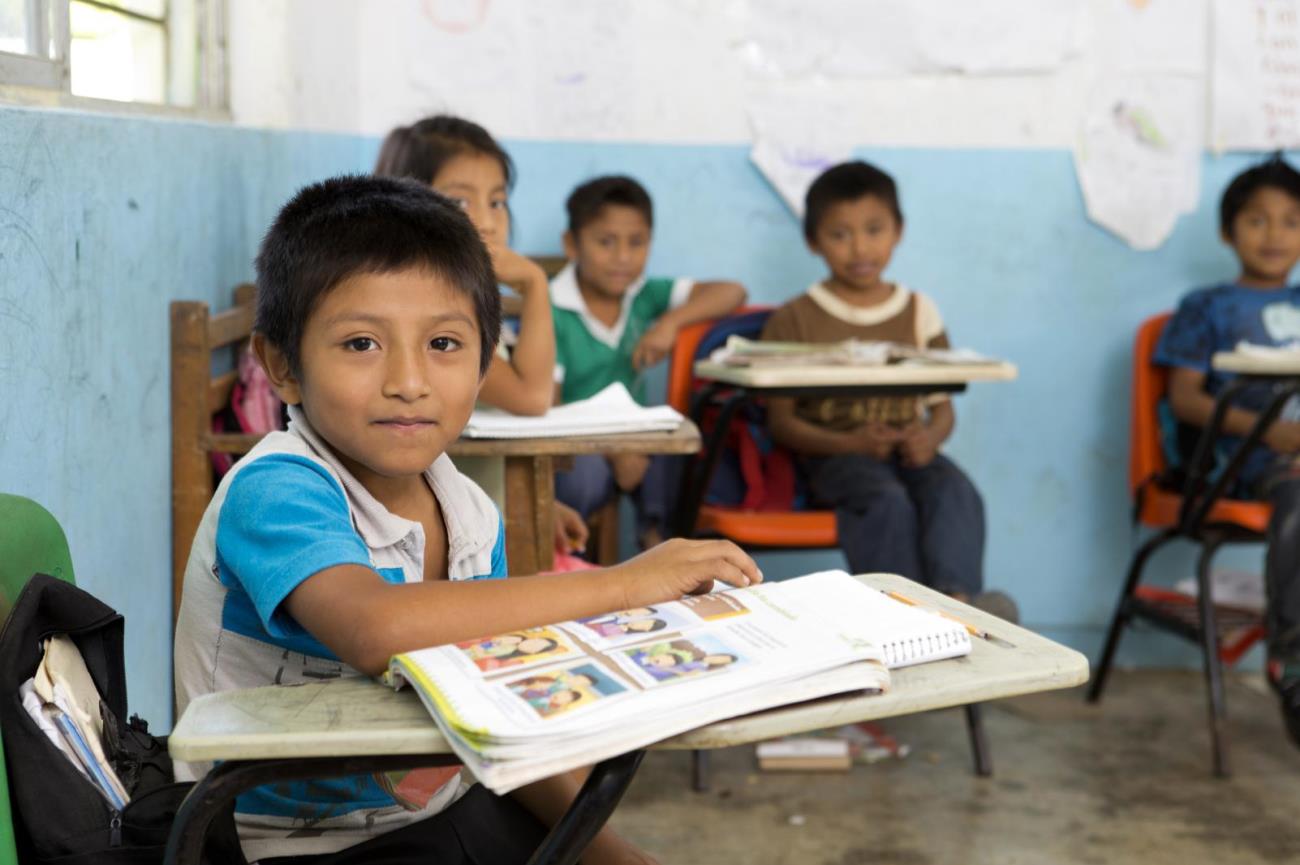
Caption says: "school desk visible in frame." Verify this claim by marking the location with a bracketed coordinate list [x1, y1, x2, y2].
[1168, 350, 1300, 535]
[673, 359, 1018, 539]
[448, 421, 701, 576]
[163, 572, 1087, 865]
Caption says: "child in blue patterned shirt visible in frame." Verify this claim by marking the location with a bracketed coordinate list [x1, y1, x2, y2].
[1155, 154, 1300, 745]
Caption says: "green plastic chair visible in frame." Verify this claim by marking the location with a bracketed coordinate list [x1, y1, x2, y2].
[0, 494, 77, 865]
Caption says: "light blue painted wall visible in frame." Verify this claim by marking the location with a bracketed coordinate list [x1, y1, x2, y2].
[1, 104, 1289, 727]
[1, 106, 368, 726]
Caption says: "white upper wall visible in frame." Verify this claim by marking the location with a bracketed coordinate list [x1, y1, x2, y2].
[228, 0, 1211, 149]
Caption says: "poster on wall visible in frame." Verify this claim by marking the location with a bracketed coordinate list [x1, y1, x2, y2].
[744, 0, 1078, 78]
[1211, 0, 1300, 150]
[1073, 74, 1203, 250]
[1093, 0, 1207, 76]
[747, 95, 856, 217]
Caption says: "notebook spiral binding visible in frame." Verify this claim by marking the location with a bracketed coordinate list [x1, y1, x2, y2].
[882, 629, 972, 667]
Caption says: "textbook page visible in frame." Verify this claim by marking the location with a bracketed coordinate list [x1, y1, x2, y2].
[391, 571, 894, 790]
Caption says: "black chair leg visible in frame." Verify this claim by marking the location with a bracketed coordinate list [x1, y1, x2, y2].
[964, 703, 993, 777]
[1088, 529, 1179, 704]
[1195, 538, 1232, 778]
[690, 748, 709, 792]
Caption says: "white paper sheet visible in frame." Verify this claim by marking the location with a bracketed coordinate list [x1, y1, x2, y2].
[1092, 0, 1207, 75]
[462, 383, 683, 439]
[744, 0, 1076, 78]
[747, 94, 856, 217]
[1211, 0, 1300, 150]
[1073, 74, 1203, 250]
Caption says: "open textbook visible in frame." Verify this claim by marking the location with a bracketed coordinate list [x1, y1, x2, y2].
[710, 336, 999, 368]
[388, 570, 971, 793]
[462, 382, 683, 439]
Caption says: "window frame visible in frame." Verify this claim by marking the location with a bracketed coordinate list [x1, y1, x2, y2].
[0, 0, 228, 118]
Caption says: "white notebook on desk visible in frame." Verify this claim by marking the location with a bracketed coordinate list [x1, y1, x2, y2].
[710, 572, 973, 668]
[462, 382, 684, 439]
[866, 595, 973, 668]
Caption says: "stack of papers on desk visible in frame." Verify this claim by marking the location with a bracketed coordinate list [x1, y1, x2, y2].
[462, 383, 683, 439]
[1233, 340, 1300, 360]
[710, 336, 998, 368]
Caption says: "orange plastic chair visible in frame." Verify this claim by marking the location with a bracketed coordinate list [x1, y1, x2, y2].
[668, 310, 992, 787]
[1088, 313, 1269, 777]
[666, 308, 838, 549]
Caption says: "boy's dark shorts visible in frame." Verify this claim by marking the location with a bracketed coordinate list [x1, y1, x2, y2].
[260, 784, 549, 865]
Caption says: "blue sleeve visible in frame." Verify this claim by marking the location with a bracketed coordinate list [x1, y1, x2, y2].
[216, 454, 373, 637]
[1154, 291, 1217, 374]
[488, 514, 508, 579]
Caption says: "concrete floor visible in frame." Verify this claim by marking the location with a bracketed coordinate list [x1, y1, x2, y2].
[608, 670, 1300, 864]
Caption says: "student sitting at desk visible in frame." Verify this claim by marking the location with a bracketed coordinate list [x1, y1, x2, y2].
[552, 175, 746, 548]
[1154, 154, 1300, 744]
[172, 176, 761, 864]
[761, 161, 1012, 617]
[376, 114, 588, 557]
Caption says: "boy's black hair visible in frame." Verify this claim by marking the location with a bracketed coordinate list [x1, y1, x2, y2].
[803, 161, 903, 242]
[374, 114, 515, 190]
[566, 175, 654, 235]
[254, 175, 501, 377]
[1220, 153, 1300, 237]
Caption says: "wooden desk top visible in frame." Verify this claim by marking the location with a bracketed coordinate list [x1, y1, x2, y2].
[447, 419, 701, 458]
[1211, 350, 1300, 376]
[170, 574, 1087, 763]
[692, 360, 1019, 389]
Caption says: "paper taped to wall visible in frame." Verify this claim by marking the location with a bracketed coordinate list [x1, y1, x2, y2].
[1211, 0, 1300, 150]
[1073, 74, 1202, 250]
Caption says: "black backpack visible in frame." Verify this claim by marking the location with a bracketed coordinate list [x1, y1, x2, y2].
[0, 574, 244, 864]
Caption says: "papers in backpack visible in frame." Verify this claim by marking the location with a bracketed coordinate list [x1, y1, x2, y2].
[1073, 74, 1202, 250]
[1173, 570, 1265, 614]
[25, 636, 129, 808]
[1211, 0, 1300, 150]
[388, 570, 971, 793]
[461, 383, 682, 439]
[710, 336, 997, 368]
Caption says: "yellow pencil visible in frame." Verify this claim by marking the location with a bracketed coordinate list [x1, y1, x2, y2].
[883, 589, 988, 639]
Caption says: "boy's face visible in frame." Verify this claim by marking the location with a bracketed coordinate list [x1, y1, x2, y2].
[809, 195, 902, 292]
[1226, 186, 1300, 286]
[258, 267, 482, 492]
[563, 204, 652, 300]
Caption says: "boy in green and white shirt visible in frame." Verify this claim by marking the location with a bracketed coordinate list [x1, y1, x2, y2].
[551, 175, 746, 546]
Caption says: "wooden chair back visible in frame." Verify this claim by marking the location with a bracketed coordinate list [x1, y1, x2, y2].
[170, 284, 262, 623]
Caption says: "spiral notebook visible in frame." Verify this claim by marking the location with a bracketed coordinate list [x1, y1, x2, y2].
[854, 582, 973, 668]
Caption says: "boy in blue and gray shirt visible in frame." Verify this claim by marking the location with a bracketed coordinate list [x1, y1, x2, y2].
[1155, 155, 1300, 744]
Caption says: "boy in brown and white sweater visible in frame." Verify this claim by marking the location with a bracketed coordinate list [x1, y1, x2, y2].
[762, 161, 990, 606]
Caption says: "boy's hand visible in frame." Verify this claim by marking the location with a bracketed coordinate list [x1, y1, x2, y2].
[489, 244, 547, 296]
[553, 501, 588, 554]
[852, 422, 908, 460]
[632, 319, 679, 369]
[899, 424, 941, 468]
[613, 538, 762, 608]
[1266, 420, 1300, 455]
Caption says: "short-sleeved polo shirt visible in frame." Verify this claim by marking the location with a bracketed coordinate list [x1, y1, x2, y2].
[173, 406, 506, 861]
[550, 262, 694, 404]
